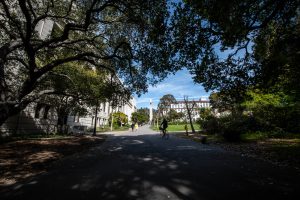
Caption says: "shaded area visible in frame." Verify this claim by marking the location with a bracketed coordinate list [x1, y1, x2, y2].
[1, 127, 299, 199]
[177, 132, 300, 170]
[0, 109, 56, 136]
[0, 135, 106, 186]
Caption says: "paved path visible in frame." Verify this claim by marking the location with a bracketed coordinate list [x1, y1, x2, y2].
[1, 125, 299, 199]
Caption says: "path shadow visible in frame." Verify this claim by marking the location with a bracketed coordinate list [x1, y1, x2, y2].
[1, 134, 300, 200]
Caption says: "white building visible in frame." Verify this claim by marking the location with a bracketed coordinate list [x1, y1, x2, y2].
[67, 97, 137, 129]
[0, 18, 59, 135]
[0, 103, 58, 135]
[169, 98, 211, 121]
[1, 14, 137, 135]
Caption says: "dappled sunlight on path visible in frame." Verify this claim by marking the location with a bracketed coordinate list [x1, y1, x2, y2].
[1, 125, 299, 200]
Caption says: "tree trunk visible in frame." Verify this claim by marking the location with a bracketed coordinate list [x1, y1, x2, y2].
[93, 103, 98, 136]
[110, 114, 114, 131]
[0, 103, 27, 127]
[186, 108, 196, 133]
[184, 96, 196, 133]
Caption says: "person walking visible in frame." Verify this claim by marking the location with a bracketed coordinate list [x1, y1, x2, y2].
[160, 118, 168, 138]
[131, 123, 135, 132]
[184, 124, 188, 136]
[134, 122, 139, 131]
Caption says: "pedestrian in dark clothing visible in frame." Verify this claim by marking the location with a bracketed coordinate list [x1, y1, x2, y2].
[160, 118, 168, 138]
[184, 124, 188, 136]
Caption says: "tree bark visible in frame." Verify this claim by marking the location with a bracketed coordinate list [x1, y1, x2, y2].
[93, 102, 98, 136]
[184, 96, 196, 133]
[0, 102, 29, 127]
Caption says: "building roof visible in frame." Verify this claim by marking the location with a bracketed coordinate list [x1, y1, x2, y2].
[171, 100, 210, 104]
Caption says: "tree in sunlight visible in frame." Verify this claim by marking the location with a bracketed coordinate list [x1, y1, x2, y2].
[158, 94, 177, 118]
[131, 108, 149, 124]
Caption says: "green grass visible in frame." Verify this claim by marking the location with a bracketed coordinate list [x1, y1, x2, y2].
[113, 126, 130, 131]
[95, 125, 130, 132]
[151, 124, 201, 132]
[240, 131, 300, 142]
[240, 132, 269, 142]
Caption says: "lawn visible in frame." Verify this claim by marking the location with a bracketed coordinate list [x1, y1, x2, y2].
[152, 124, 201, 132]
[95, 125, 130, 132]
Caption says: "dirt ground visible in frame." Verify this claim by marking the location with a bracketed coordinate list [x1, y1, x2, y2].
[0, 135, 106, 186]
[177, 133, 300, 171]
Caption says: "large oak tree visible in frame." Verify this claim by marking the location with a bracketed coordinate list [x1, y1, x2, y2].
[0, 0, 175, 126]
[170, 0, 299, 96]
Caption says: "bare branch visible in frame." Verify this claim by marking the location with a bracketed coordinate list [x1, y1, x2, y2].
[7, 56, 30, 70]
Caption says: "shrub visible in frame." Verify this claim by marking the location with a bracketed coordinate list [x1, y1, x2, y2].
[199, 116, 221, 135]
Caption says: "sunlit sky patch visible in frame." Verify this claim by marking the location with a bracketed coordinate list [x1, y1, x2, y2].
[135, 68, 210, 109]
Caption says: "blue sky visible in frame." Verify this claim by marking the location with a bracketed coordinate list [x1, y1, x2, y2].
[135, 68, 210, 109]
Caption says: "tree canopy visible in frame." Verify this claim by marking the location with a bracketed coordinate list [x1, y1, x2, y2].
[1, 0, 299, 132]
[131, 108, 149, 124]
[158, 94, 176, 116]
[170, 0, 300, 95]
[0, 0, 176, 125]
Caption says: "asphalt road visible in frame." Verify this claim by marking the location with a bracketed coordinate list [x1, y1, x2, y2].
[1, 125, 300, 200]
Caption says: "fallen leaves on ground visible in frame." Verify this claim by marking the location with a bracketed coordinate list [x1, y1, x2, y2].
[177, 133, 300, 171]
[0, 135, 106, 186]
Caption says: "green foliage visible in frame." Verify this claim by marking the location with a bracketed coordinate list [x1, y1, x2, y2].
[220, 115, 251, 142]
[197, 108, 219, 134]
[199, 113, 260, 142]
[131, 108, 149, 124]
[199, 116, 221, 135]
[167, 109, 184, 122]
[152, 124, 200, 132]
[199, 108, 212, 120]
[0, 0, 179, 126]
[168, 121, 187, 125]
[110, 112, 128, 127]
[209, 91, 245, 114]
[157, 94, 177, 119]
[243, 89, 300, 133]
[171, 0, 300, 93]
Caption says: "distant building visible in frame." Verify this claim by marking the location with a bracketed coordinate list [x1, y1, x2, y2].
[169, 98, 211, 121]
[67, 97, 137, 129]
